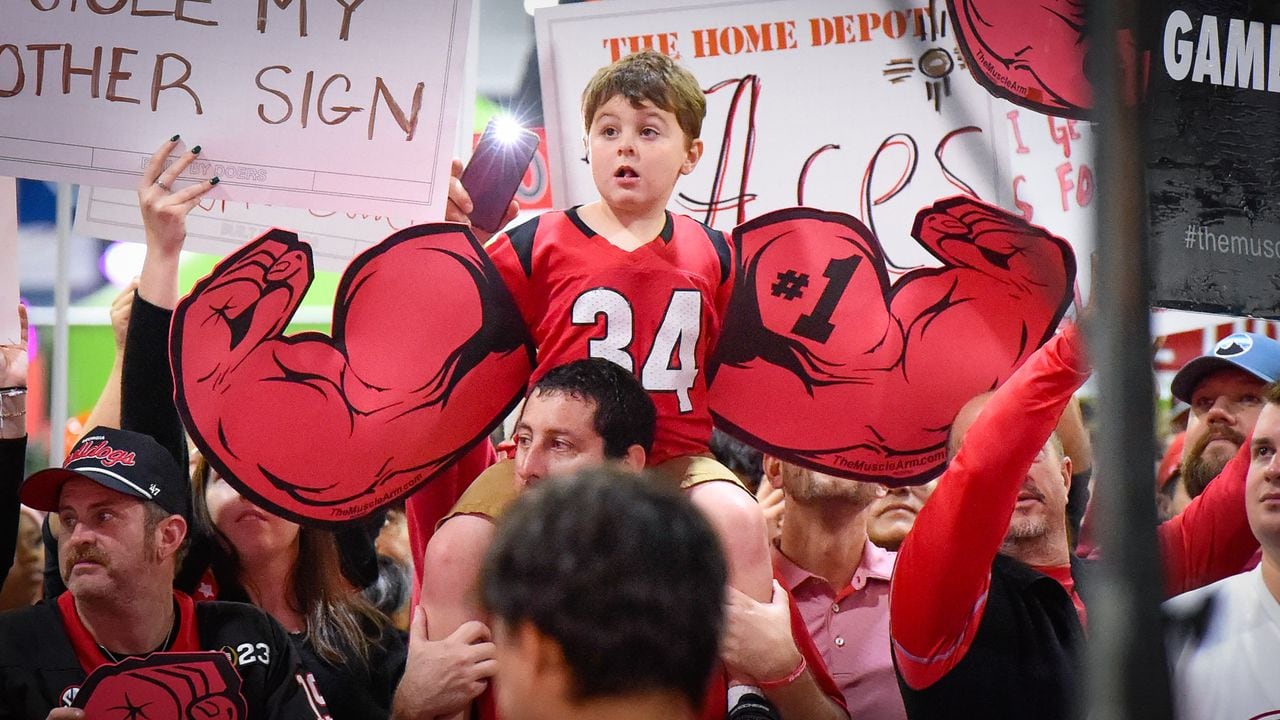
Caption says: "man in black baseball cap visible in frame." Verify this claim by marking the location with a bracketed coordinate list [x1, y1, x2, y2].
[22, 426, 191, 520]
[0, 425, 330, 718]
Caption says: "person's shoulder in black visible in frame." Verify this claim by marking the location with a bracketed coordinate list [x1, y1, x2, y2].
[288, 616, 408, 719]
[0, 599, 83, 717]
[195, 600, 332, 720]
[0, 437, 25, 591]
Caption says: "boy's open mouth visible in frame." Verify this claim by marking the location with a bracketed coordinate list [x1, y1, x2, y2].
[614, 166, 638, 178]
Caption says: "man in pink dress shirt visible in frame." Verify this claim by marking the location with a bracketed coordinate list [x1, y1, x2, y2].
[760, 456, 906, 719]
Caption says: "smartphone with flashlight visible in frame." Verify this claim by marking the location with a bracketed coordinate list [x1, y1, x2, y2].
[459, 118, 540, 233]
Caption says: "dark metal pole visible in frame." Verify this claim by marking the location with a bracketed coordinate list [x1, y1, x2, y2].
[1084, 0, 1174, 718]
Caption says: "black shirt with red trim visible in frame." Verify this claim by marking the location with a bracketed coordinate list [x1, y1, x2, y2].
[0, 437, 23, 591]
[0, 591, 329, 719]
[210, 569, 408, 720]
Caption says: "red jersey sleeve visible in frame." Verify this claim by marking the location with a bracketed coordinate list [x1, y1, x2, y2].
[485, 230, 540, 331]
[890, 323, 1091, 690]
[1157, 439, 1258, 596]
[714, 228, 736, 321]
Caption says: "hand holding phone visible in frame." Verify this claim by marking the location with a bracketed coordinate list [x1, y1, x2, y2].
[459, 119, 540, 233]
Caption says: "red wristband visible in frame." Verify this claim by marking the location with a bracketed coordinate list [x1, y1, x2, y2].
[758, 654, 807, 690]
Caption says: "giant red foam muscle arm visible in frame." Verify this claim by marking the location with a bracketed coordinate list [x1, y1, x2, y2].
[708, 197, 1075, 485]
[948, 0, 1092, 119]
[73, 653, 248, 719]
[887, 196, 1076, 415]
[172, 224, 534, 525]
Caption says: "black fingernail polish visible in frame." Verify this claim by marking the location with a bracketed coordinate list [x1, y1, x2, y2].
[210, 176, 220, 186]
[192, 145, 202, 154]
[170, 134, 180, 142]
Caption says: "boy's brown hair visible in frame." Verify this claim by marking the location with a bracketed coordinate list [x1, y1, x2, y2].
[581, 51, 706, 147]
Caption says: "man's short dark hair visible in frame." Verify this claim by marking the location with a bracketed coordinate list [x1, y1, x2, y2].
[710, 428, 762, 487]
[480, 468, 726, 709]
[531, 359, 656, 458]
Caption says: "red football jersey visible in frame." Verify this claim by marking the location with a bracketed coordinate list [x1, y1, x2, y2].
[487, 207, 734, 464]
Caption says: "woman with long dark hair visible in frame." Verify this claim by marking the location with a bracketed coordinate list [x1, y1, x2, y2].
[192, 452, 407, 718]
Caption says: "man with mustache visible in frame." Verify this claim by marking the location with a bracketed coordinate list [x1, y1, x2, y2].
[1173, 332, 1280, 507]
[889, 322, 1263, 719]
[0, 425, 329, 719]
[1164, 381, 1280, 719]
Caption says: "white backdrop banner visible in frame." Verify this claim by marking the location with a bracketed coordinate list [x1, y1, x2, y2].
[537, 0, 1007, 269]
[996, 97, 1096, 299]
[535, 0, 1096, 274]
[0, 0, 472, 217]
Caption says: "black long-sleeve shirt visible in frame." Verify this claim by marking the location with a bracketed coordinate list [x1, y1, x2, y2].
[0, 437, 24, 590]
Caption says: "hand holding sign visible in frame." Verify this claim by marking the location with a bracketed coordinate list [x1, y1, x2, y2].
[0, 304, 27, 391]
[172, 224, 534, 525]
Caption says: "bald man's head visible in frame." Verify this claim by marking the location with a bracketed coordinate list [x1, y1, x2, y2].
[948, 391, 1065, 460]
[948, 391, 995, 458]
[945, 391, 1072, 559]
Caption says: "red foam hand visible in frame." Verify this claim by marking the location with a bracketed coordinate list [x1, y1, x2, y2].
[708, 197, 1075, 485]
[172, 224, 534, 525]
[73, 653, 247, 719]
[948, 0, 1092, 119]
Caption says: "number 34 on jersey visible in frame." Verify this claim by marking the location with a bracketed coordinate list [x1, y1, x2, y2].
[572, 288, 703, 413]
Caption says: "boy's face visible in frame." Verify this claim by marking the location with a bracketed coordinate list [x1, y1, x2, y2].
[586, 95, 702, 216]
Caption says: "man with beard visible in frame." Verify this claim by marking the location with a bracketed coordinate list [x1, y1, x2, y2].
[729, 458, 904, 719]
[1172, 332, 1280, 504]
[889, 323, 1263, 719]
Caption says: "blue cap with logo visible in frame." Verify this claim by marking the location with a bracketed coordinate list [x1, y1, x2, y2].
[1171, 332, 1280, 403]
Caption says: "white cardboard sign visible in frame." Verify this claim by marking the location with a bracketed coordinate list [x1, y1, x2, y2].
[0, 177, 17, 344]
[74, 185, 419, 273]
[535, 0, 1013, 269]
[0, 0, 472, 218]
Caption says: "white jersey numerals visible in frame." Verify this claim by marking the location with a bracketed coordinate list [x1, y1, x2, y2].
[572, 288, 634, 370]
[232, 642, 271, 667]
[296, 671, 333, 720]
[571, 288, 703, 412]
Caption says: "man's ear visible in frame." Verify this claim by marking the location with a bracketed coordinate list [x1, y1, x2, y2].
[1060, 455, 1073, 492]
[681, 138, 704, 175]
[762, 455, 784, 490]
[156, 514, 187, 561]
[622, 444, 647, 472]
[516, 621, 572, 691]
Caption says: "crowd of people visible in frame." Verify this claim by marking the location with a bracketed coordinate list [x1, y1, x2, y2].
[0, 49, 1276, 720]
